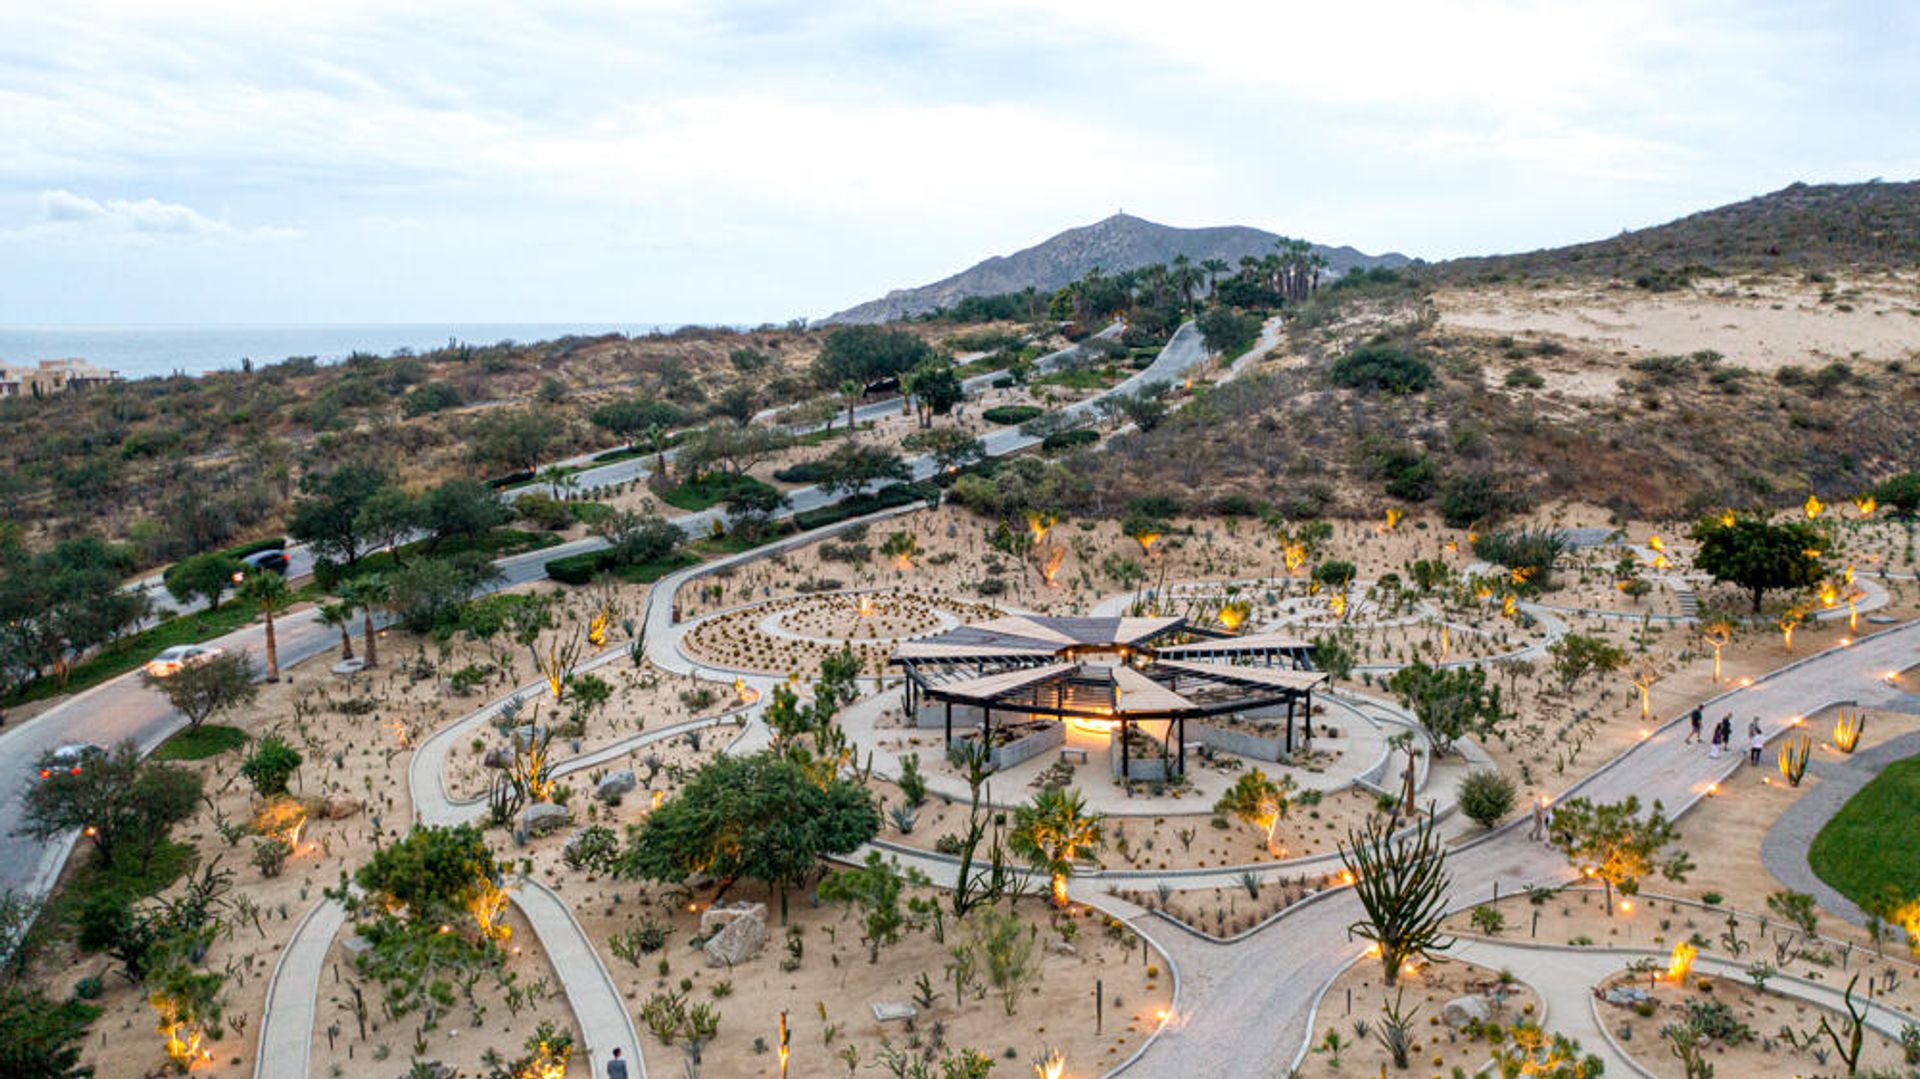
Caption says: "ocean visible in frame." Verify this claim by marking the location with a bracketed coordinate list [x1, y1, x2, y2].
[0, 323, 684, 381]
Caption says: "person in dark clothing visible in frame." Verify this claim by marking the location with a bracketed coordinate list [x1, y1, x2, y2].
[607, 1048, 630, 1079]
[1686, 706, 1704, 745]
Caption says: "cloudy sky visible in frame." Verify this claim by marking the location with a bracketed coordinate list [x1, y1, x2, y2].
[2, 1, 1914, 324]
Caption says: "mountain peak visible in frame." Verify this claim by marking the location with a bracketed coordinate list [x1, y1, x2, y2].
[823, 214, 1406, 323]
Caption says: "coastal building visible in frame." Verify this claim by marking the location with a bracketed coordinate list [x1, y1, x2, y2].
[0, 359, 121, 398]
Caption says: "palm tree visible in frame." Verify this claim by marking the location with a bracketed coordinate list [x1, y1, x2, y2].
[238, 571, 292, 682]
[1008, 786, 1105, 907]
[1201, 258, 1228, 298]
[319, 601, 354, 661]
[838, 379, 861, 436]
[641, 422, 669, 479]
[340, 577, 389, 669]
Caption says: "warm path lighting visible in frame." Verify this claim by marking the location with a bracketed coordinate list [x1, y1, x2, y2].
[1282, 543, 1307, 575]
[1805, 493, 1825, 519]
[857, 594, 875, 617]
[1702, 625, 1731, 683]
[778, 1011, 790, 1079]
[1382, 508, 1403, 531]
[1028, 511, 1056, 545]
[1501, 593, 1518, 619]
[1777, 611, 1803, 652]
[1035, 1048, 1066, 1079]
[1853, 495, 1877, 517]
[1648, 535, 1666, 552]
[1719, 508, 1737, 527]
[1218, 600, 1248, 630]
[1133, 529, 1160, 555]
[588, 605, 611, 647]
[1667, 941, 1697, 981]
[1438, 624, 1451, 661]
[1631, 667, 1658, 719]
[1042, 545, 1066, 588]
[1050, 872, 1069, 908]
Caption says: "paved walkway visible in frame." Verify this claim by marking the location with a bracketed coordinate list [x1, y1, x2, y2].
[1760, 721, 1920, 930]
[1127, 620, 1920, 1077]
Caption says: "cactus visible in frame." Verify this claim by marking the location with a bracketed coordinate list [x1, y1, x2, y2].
[1778, 733, 1813, 787]
[1833, 709, 1866, 754]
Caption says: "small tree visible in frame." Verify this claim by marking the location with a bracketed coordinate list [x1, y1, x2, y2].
[1549, 795, 1695, 915]
[1690, 514, 1826, 613]
[1214, 769, 1296, 855]
[817, 852, 926, 963]
[1547, 633, 1627, 691]
[20, 742, 202, 872]
[354, 824, 501, 927]
[239, 735, 303, 798]
[1386, 661, 1504, 755]
[340, 577, 388, 669]
[1457, 769, 1516, 829]
[1309, 632, 1354, 682]
[1008, 787, 1105, 907]
[142, 650, 256, 731]
[0, 983, 96, 1079]
[1341, 811, 1453, 986]
[163, 551, 244, 612]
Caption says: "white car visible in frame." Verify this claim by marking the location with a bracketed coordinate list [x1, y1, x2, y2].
[38, 743, 103, 779]
[144, 644, 224, 678]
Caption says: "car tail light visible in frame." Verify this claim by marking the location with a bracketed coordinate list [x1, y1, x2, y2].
[70, 766, 81, 775]
[39, 769, 50, 779]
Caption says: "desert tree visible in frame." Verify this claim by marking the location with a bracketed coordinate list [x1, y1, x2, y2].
[1339, 810, 1454, 986]
[143, 650, 257, 730]
[1008, 787, 1105, 907]
[1548, 795, 1694, 915]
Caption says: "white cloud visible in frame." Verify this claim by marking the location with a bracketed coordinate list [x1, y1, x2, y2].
[12, 189, 301, 244]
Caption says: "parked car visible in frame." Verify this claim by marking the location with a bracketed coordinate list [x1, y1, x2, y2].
[144, 644, 224, 678]
[37, 743, 103, 779]
[240, 549, 290, 575]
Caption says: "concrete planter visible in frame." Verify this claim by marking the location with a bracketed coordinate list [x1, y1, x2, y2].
[913, 703, 983, 730]
[1196, 724, 1288, 762]
[951, 722, 1062, 771]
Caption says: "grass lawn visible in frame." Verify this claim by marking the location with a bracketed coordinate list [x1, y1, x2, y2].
[658, 473, 778, 512]
[615, 551, 700, 584]
[37, 839, 198, 941]
[2, 601, 269, 709]
[151, 723, 248, 761]
[1808, 756, 1920, 907]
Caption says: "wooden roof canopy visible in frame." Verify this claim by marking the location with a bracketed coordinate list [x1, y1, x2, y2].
[891, 613, 1324, 722]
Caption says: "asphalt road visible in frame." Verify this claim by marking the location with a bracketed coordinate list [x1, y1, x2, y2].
[0, 320, 1182, 902]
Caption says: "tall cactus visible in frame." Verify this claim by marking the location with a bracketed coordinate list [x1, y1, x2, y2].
[1778, 733, 1813, 787]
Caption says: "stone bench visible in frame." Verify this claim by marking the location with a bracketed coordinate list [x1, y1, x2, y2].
[1059, 747, 1088, 765]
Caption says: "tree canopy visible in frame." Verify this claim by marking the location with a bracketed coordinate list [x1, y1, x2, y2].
[142, 649, 257, 730]
[354, 824, 501, 924]
[813, 326, 936, 389]
[1688, 513, 1826, 612]
[1549, 795, 1694, 912]
[1386, 661, 1505, 756]
[20, 741, 202, 872]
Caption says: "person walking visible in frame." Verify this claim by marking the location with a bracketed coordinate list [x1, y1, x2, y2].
[1686, 706, 1704, 745]
[607, 1047, 630, 1079]
[1748, 720, 1765, 766]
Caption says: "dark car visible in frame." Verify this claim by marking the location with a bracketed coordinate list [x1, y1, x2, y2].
[240, 548, 290, 575]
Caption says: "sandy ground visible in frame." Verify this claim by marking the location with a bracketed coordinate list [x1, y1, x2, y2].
[1595, 969, 1911, 1078]
[1437, 274, 1920, 385]
[1296, 955, 1543, 1077]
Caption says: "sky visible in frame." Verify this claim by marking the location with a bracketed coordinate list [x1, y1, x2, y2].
[1, 0, 1915, 325]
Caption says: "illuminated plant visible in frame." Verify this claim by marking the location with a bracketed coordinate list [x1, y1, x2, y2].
[1701, 622, 1732, 683]
[1340, 811, 1454, 986]
[1214, 769, 1296, 855]
[1778, 734, 1812, 787]
[1548, 795, 1694, 915]
[1008, 787, 1105, 908]
[1834, 709, 1866, 753]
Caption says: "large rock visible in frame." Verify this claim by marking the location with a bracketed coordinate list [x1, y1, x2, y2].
[1442, 995, 1490, 1028]
[510, 725, 550, 753]
[483, 745, 513, 770]
[701, 902, 767, 967]
[320, 793, 364, 820]
[1602, 985, 1652, 1007]
[596, 770, 637, 802]
[522, 802, 572, 836]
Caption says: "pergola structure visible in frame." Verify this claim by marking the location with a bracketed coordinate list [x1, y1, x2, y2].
[891, 614, 1326, 779]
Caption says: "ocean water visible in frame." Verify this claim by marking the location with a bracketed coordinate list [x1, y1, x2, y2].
[0, 323, 683, 380]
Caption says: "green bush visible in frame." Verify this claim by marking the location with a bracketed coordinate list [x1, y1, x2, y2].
[240, 735, 303, 797]
[772, 461, 836, 484]
[1329, 345, 1434, 394]
[981, 405, 1044, 426]
[546, 551, 613, 585]
[1457, 769, 1516, 829]
[791, 483, 930, 531]
[1041, 429, 1099, 453]
[1504, 366, 1545, 389]
[402, 381, 464, 417]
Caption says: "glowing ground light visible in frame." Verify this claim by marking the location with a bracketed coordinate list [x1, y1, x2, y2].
[1854, 495, 1877, 517]
[1035, 1048, 1067, 1079]
[857, 594, 875, 617]
[1805, 493, 1825, 519]
[1619, 900, 1634, 914]
[1383, 508, 1403, 531]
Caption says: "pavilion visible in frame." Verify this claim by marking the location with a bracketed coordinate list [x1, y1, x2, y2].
[890, 614, 1326, 779]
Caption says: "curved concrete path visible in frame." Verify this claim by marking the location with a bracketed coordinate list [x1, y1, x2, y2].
[1761, 723, 1920, 930]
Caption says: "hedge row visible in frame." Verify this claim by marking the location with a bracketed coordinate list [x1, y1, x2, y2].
[981, 405, 1044, 425]
[1041, 429, 1099, 453]
[772, 460, 836, 484]
[791, 483, 931, 531]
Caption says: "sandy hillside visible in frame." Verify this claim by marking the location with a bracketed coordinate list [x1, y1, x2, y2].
[1436, 274, 1920, 373]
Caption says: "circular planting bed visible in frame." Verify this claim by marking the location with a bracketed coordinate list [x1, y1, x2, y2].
[682, 590, 1002, 675]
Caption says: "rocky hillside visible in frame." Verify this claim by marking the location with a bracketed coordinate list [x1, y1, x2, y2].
[1425, 180, 1920, 283]
[823, 213, 1407, 323]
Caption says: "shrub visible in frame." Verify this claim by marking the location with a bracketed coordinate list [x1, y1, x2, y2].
[772, 460, 836, 484]
[1470, 526, 1566, 591]
[1504, 366, 1545, 389]
[1329, 345, 1433, 394]
[981, 405, 1044, 426]
[1041, 428, 1099, 453]
[402, 382, 464, 417]
[240, 735, 303, 797]
[1457, 770, 1516, 829]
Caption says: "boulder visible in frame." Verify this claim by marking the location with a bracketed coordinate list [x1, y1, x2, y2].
[321, 793, 364, 820]
[871, 1001, 918, 1024]
[699, 901, 767, 936]
[341, 935, 374, 958]
[510, 725, 550, 753]
[702, 903, 767, 967]
[482, 745, 513, 770]
[1441, 995, 1490, 1028]
[1047, 937, 1078, 957]
[596, 770, 637, 802]
[522, 802, 572, 836]
[1601, 985, 1652, 1007]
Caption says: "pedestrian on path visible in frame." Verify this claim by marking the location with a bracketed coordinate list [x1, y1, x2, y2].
[1710, 714, 1730, 758]
[607, 1047, 630, 1079]
[1686, 706, 1703, 745]
[1748, 720, 1765, 766]
[1530, 797, 1548, 840]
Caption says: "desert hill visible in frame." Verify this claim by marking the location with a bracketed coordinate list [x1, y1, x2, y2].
[823, 212, 1407, 323]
